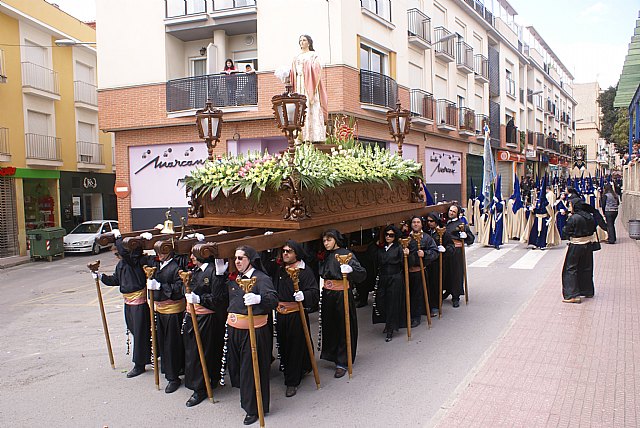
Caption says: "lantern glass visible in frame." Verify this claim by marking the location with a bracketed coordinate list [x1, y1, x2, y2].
[198, 116, 210, 139]
[390, 117, 399, 134]
[211, 117, 220, 138]
[400, 115, 409, 134]
[285, 103, 297, 126]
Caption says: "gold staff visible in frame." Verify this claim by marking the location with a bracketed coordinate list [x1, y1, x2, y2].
[87, 261, 115, 369]
[143, 265, 160, 390]
[179, 270, 214, 403]
[285, 266, 321, 388]
[410, 232, 432, 328]
[237, 277, 265, 428]
[399, 237, 412, 340]
[335, 253, 354, 378]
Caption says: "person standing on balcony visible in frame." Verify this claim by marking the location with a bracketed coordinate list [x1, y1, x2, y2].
[223, 59, 238, 106]
[290, 34, 328, 143]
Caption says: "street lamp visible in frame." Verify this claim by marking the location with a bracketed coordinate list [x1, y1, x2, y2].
[386, 101, 411, 157]
[195, 100, 223, 161]
[54, 39, 96, 47]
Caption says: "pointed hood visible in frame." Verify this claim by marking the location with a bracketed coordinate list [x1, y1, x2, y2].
[511, 174, 523, 213]
[423, 182, 435, 206]
[494, 174, 502, 201]
[535, 174, 549, 211]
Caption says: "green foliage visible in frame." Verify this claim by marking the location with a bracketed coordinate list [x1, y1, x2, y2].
[598, 86, 618, 145]
[612, 110, 629, 153]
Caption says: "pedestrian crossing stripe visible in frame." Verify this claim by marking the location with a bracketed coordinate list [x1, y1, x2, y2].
[469, 244, 516, 268]
[509, 249, 548, 270]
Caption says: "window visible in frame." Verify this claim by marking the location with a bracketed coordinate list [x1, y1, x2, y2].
[361, 0, 391, 22]
[28, 110, 49, 135]
[78, 122, 95, 143]
[191, 58, 206, 77]
[76, 62, 94, 84]
[360, 44, 387, 75]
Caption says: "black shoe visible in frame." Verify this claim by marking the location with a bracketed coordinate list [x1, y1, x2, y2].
[334, 367, 347, 378]
[410, 318, 420, 328]
[285, 386, 297, 397]
[165, 379, 181, 394]
[126, 366, 145, 378]
[442, 291, 451, 301]
[243, 414, 259, 425]
[186, 391, 207, 407]
[385, 332, 393, 342]
[452, 299, 460, 308]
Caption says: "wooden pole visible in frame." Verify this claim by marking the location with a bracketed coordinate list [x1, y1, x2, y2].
[87, 261, 115, 369]
[335, 253, 354, 378]
[411, 232, 432, 328]
[436, 227, 446, 319]
[237, 277, 265, 428]
[178, 270, 214, 403]
[143, 265, 160, 390]
[458, 224, 469, 305]
[399, 238, 411, 340]
[285, 266, 321, 389]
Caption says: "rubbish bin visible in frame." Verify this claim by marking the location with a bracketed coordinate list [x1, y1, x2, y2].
[629, 220, 640, 240]
[27, 227, 66, 261]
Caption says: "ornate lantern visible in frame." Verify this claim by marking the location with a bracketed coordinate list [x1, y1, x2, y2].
[386, 101, 411, 158]
[195, 100, 223, 161]
[272, 85, 307, 162]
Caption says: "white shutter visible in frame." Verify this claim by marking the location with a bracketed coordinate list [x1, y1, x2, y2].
[409, 63, 424, 90]
[25, 41, 46, 66]
[76, 62, 94, 84]
[497, 162, 514, 197]
[78, 122, 94, 142]
[28, 111, 48, 135]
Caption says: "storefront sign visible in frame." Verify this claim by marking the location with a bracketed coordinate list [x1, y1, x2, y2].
[83, 177, 97, 189]
[129, 142, 208, 208]
[424, 148, 462, 184]
[525, 149, 536, 159]
[0, 166, 16, 176]
[497, 150, 525, 163]
[72, 196, 81, 216]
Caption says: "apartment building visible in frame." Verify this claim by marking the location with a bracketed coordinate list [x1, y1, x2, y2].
[97, 0, 576, 231]
[0, 0, 116, 258]
[574, 82, 612, 176]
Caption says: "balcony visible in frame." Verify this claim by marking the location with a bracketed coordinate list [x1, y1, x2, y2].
[546, 137, 559, 153]
[474, 54, 488, 83]
[360, 69, 397, 110]
[535, 94, 543, 111]
[21, 62, 60, 99]
[166, 72, 258, 112]
[407, 9, 431, 49]
[456, 41, 473, 74]
[74, 81, 98, 110]
[25, 133, 62, 166]
[361, 0, 392, 25]
[463, 0, 495, 27]
[434, 27, 455, 62]
[165, 0, 257, 42]
[527, 130, 534, 146]
[505, 76, 516, 99]
[0, 49, 6, 83]
[436, 99, 457, 131]
[475, 114, 488, 140]
[409, 89, 434, 125]
[519, 88, 524, 104]
[0, 127, 9, 160]
[545, 99, 553, 116]
[534, 132, 545, 150]
[458, 107, 475, 136]
[527, 89, 533, 104]
[76, 141, 105, 169]
[506, 124, 518, 149]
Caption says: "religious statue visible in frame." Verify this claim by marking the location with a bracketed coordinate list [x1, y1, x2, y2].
[289, 34, 328, 143]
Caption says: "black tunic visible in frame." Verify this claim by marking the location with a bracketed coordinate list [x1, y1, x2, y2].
[562, 208, 596, 299]
[445, 219, 475, 299]
[406, 233, 438, 317]
[426, 229, 455, 310]
[372, 242, 404, 332]
[319, 248, 366, 368]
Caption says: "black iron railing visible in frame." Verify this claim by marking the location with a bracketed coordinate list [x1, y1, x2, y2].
[410, 89, 434, 121]
[527, 130, 534, 146]
[166, 72, 258, 112]
[534, 132, 546, 149]
[436, 99, 458, 128]
[360, 69, 397, 109]
[459, 107, 475, 132]
[407, 9, 431, 44]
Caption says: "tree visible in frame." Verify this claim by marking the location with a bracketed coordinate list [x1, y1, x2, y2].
[611, 110, 629, 153]
[598, 86, 618, 145]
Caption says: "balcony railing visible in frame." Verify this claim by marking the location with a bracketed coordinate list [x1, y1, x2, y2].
[361, 0, 391, 22]
[506, 124, 518, 146]
[434, 27, 455, 61]
[21, 62, 59, 95]
[0, 49, 6, 83]
[545, 99, 553, 114]
[505, 76, 516, 98]
[535, 94, 543, 110]
[459, 107, 475, 133]
[436, 99, 458, 128]
[527, 89, 533, 104]
[527, 130, 534, 147]
[474, 54, 488, 82]
[534, 132, 545, 149]
[0, 127, 8, 155]
[456, 41, 473, 72]
[74, 81, 97, 106]
[407, 9, 431, 46]
[360, 69, 397, 109]
[25, 133, 61, 161]
[212, 0, 256, 11]
[463, 0, 495, 27]
[77, 141, 104, 164]
[475, 114, 488, 137]
[166, 72, 258, 112]
[409, 89, 434, 121]
[519, 88, 524, 104]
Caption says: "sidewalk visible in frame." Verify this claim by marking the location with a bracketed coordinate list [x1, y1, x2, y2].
[434, 221, 639, 427]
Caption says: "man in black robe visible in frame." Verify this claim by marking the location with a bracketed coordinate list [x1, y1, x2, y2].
[404, 216, 439, 325]
[264, 240, 319, 397]
[372, 225, 404, 341]
[318, 229, 366, 379]
[425, 212, 455, 315]
[444, 205, 475, 307]
[183, 248, 228, 407]
[96, 234, 150, 378]
[222, 246, 277, 426]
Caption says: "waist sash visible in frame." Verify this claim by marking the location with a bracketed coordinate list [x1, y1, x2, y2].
[569, 235, 593, 245]
[276, 301, 299, 315]
[123, 289, 146, 306]
[227, 313, 268, 329]
[155, 299, 186, 314]
[188, 303, 214, 315]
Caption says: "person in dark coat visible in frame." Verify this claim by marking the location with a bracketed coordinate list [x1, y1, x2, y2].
[445, 204, 475, 307]
[264, 240, 319, 397]
[372, 225, 404, 342]
[318, 229, 366, 379]
[183, 248, 228, 407]
[404, 216, 439, 324]
[424, 212, 455, 314]
[96, 235, 150, 378]
[600, 183, 619, 244]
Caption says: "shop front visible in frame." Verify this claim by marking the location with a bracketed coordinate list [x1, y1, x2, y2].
[496, 150, 526, 196]
[0, 166, 20, 257]
[59, 171, 117, 233]
[424, 147, 462, 203]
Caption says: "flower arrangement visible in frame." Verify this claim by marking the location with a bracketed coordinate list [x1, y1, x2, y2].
[183, 143, 423, 200]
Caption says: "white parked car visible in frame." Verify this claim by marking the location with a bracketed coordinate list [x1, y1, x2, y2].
[63, 220, 119, 254]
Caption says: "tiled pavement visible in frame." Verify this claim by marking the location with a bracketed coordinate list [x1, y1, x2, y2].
[435, 223, 639, 427]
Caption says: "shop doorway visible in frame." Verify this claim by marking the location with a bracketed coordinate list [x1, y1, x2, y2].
[80, 193, 104, 221]
[0, 177, 19, 257]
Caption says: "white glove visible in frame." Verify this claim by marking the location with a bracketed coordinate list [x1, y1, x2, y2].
[217, 230, 228, 235]
[147, 279, 161, 290]
[195, 233, 205, 242]
[293, 291, 304, 302]
[493, 196, 499, 203]
[340, 264, 353, 274]
[185, 293, 200, 304]
[91, 271, 101, 280]
[154, 224, 164, 230]
[560, 209, 566, 214]
[140, 232, 153, 240]
[264, 230, 274, 235]
[214, 258, 228, 275]
[459, 231, 468, 239]
[243, 292, 261, 306]
[111, 229, 122, 239]
[437, 245, 446, 253]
